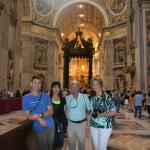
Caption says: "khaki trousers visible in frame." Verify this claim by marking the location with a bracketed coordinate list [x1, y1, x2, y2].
[34, 128, 55, 150]
[67, 121, 86, 150]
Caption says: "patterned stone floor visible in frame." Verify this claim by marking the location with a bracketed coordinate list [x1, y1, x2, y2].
[0, 110, 150, 150]
[107, 111, 150, 150]
[63, 110, 150, 150]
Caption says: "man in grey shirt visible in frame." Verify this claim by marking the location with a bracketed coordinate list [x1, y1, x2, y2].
[134, 91, 143, 119]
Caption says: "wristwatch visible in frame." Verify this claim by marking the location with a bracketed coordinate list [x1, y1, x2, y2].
[41, 112, 45, 118]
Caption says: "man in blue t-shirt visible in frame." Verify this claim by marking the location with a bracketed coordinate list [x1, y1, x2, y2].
[134, 91, 144, 119]
[22, 75, 54, 150]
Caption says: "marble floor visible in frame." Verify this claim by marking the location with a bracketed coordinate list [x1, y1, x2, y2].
[0, 109, 150, 150]
[108, 111, 150, 150]
[63, 110, 150, 150]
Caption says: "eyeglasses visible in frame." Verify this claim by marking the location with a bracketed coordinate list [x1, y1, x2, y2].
[69, 98, 78, 108]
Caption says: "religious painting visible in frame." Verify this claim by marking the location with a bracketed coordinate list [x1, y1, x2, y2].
[33, 0, 53, 16]
[109, 0, 126, 15]
[145, 11, 150, 90]
[34, 39, 48, 70]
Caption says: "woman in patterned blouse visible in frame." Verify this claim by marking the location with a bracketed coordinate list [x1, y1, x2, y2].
[90, 78, 116, 150]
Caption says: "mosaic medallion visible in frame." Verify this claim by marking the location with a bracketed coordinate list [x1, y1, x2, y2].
[109, 0, 127, 16]
[33, 0, 53, 16]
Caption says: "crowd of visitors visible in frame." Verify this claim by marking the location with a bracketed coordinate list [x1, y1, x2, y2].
[2, 74, 150, 150]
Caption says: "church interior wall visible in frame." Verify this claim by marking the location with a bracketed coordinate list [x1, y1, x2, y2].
[0, 0, 150, 92]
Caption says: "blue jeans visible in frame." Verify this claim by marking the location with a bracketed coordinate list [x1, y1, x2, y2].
[114, 100, 120, 113]
[134, 106, 142, 118]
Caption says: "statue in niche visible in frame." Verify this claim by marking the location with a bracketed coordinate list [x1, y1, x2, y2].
[23, 0, 30, 16]
[118, 50, 124, 62]
[113, 38, 126, 63]
[35, 40, 47, 66]
[115, 75, 126, 91]
[7, 50, 14, 90]
[11, 0, 15, 11]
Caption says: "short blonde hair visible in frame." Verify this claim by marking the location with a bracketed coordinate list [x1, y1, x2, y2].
[90, 78, 103, 88]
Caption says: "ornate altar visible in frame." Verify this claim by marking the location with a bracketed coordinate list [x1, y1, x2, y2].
[62, 30, 94, 88]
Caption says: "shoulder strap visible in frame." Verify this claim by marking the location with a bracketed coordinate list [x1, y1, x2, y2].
[30, 93, 42, 113]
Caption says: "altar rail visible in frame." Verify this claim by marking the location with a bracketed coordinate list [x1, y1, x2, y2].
[0, 99, 21, 114]
[0, 120, 33, 150]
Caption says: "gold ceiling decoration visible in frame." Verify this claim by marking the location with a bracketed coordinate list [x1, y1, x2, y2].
[55, 2, 105, 38]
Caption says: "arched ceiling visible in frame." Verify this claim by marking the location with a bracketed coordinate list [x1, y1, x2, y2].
[55, 2, 105, 44]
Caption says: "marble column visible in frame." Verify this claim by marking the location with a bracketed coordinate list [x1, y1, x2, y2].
[0, 5, 9, 90]
[13, 0, 22, 90]
[134, 0, 145, 91]
[126, 0, 132, 90]
[21, 35, 35, 89]
[103, 40, 114, 90]
[141, 2, 150, 92]
[47, 40, 57, 86]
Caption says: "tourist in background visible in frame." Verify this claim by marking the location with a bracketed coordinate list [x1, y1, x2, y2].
[15, 89, 21, 98]
[128, 93, 135, 112]
[113, 90, 121, 113]
[90, 78, 116, 150]
[134, 91, 143, 119]
[22, 75, 55, 150]
[50, 81, 67, 150]
[143, 93, 147, 111]
[146, 92, 150, 119]
[124, 94, 129, 111]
